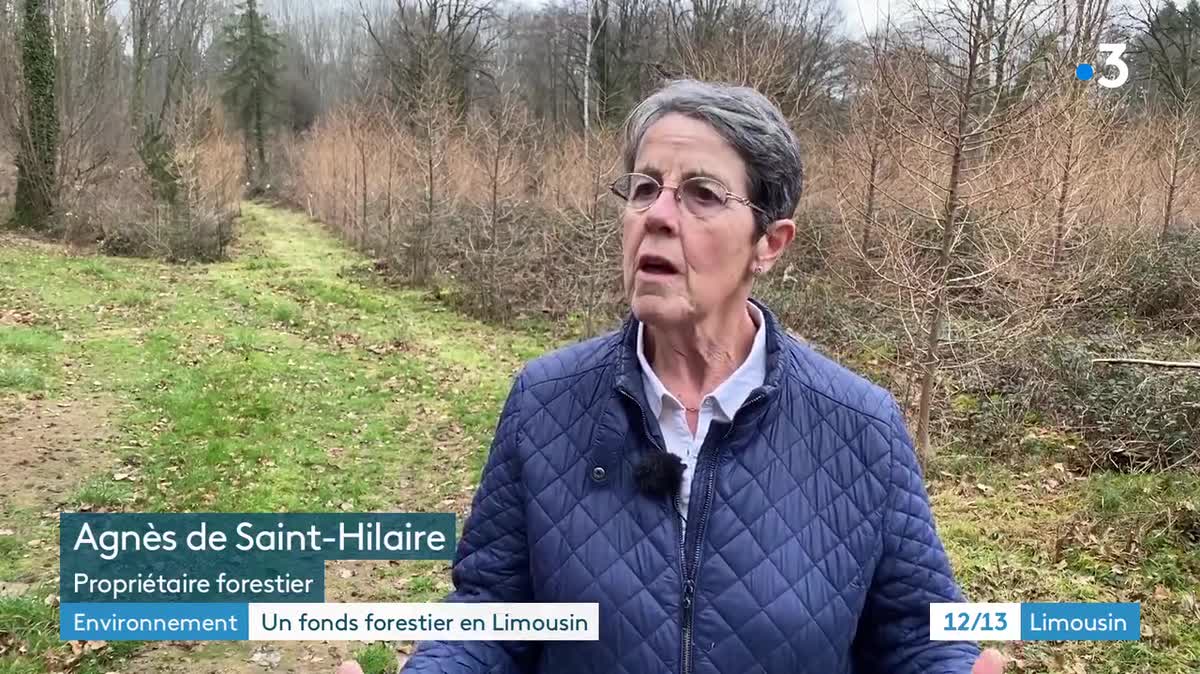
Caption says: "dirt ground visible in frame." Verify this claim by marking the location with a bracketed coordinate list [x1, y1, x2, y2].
[114, 558, 417, 671]
[0, 395, 119, 513]
[0, 393, 412, 672]
[118, 640, 388, 674]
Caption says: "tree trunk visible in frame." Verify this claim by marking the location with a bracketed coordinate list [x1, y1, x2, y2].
[255, 93, 267, 187]
[359, 138, 368, 249]
[916, 2, 982, 460]
[385, 145, 394, 260]
[916, 297, 946, 458]
[421, 138, 435, 284]
[1052, 116, 1075, 268]
[1162, 136, 1181, 242]
[489, 135, 500, 319]
[13, 0, 59, 230]
[862, 139, 880, 257]
[584, 0, 592, 134]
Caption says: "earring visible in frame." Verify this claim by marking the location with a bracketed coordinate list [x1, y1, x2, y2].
[753, 265, 764, 276]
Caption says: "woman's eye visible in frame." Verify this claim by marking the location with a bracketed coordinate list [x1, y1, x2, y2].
[632, 182, 658, 200]
[689, 185, 722, 205]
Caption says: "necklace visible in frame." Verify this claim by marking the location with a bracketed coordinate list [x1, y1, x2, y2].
[676, 395, 701, 414]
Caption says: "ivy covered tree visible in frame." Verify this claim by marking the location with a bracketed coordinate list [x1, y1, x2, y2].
[218, 0, 284, 191]
[12, 0, 59, 230]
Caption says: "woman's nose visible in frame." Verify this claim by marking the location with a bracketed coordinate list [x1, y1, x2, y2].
[642, 188, 682, 234]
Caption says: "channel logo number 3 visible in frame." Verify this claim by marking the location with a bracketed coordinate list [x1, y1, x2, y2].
[1098, 43, 1129, 89]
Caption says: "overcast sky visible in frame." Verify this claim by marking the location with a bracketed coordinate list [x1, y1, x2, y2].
[114, 0, 897, 40]
[249, 0, 897, 38]
[841, 0, 893, 36]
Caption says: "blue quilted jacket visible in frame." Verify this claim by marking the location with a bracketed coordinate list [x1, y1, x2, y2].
[403, 301, 980, 674]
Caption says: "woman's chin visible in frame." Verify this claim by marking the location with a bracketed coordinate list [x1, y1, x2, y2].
[631, 294, 691, 326]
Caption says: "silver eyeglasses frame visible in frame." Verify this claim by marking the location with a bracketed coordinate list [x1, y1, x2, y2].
[609, 172, 767, 216]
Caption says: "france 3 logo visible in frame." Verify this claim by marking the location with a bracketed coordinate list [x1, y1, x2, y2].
[1075, 43, 1129, 88]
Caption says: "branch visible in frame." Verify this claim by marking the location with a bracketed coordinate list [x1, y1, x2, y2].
[1091, 358, 1200, 369]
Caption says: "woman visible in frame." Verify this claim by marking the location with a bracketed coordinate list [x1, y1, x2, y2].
[344, 79, 1005, 674]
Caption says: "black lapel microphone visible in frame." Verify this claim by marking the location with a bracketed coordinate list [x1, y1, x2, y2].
[634, 452, 685, 500]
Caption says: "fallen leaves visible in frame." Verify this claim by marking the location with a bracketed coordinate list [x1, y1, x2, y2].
[248, 644, 282, 668]
[69, 640, 108, 656]
[332, 333, 361, 350]
[43, 640, 110, 673]
[0, 309, 41, 326]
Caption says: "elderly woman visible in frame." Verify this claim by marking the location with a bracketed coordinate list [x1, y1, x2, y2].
[338, 80, 1006, 674]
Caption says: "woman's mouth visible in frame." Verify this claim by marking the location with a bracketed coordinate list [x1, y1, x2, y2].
[637, 254, 680, 277]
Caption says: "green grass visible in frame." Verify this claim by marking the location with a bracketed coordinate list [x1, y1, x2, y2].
[0, 596, 59, 670]
[353, 641, 400, 674]
[0, 326, 61, 393]
[931, 458, 1200, 673]
[0, 363, 44, 392]
[0, 203, 561, 671]
[0, 327, 60, 356]
[1, 203, 1196, 673]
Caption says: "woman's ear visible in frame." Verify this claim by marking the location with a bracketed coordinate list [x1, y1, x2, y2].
[753, 219, 796, 274]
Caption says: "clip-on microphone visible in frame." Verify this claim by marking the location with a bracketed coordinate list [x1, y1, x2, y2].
[634, 452, 685, 500]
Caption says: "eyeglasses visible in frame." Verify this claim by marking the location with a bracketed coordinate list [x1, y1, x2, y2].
[609, 172, 765, 218]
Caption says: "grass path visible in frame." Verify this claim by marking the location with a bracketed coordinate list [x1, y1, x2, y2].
[0, 204, 555, 673]
[0, 203, 1197, 673]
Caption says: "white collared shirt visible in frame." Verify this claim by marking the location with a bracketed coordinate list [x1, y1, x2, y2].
[636, 303, 767, 536]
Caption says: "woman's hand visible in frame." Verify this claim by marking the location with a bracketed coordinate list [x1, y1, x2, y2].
[335, 660, 364, 674]
[972, 648, 1007, 673]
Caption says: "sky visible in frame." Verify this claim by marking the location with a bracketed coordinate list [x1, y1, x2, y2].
[840, 0, 894, 37]
[112, 0, 897, 41]
[250, 0, 899, 39]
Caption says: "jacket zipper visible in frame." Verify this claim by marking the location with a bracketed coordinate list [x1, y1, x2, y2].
[680, 391, 767, 674]
[622, 387, 768, 674]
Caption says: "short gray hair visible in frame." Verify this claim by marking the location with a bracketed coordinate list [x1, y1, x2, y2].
[621, 79, 805, 236]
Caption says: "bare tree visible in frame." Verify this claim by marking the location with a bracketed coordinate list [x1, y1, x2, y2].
[0, 1, 27, 208]
[123, 0, 241, 259]
[671, 0, 846, 122]
[53, 0, 125, 239]
[553, 128, 621, 335]
[363, 0, 498, 115]
[1128, 0, 1200, 240]
[1153, 99, 1200, 240]
[404, 75, 460, 284]
[129, 0, 211, 196]
[1039, 0, 1115, 267]
[462, 81, 535, 320]
[837, 41, 894, 266]
[856, 0, 1059, 458]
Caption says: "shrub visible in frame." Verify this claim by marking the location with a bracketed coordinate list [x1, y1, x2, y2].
[1092, 232, 1200, 327]
[1038, 337, 1200, 472]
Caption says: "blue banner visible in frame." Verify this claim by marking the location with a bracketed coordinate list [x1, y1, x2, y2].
[1020, 602, 1140, 641]
[61, 603, 249, 641]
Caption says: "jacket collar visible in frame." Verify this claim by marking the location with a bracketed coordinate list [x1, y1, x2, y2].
[614, 297, 787, 419]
